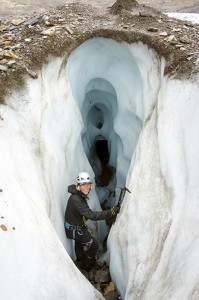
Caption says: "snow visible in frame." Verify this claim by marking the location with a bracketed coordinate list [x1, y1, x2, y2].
[166, 13, 199, 24]
[0, 35, 199, 300]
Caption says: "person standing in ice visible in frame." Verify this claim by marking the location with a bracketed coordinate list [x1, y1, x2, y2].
[64, 171, 119, 270]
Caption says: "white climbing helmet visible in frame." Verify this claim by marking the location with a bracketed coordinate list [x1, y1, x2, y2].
[77, 172, 92, 185]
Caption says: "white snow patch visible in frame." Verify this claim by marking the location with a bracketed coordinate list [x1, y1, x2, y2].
[166, 12, 199, 24]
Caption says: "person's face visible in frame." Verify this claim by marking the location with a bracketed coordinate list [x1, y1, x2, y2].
[80, 183, 92, 195]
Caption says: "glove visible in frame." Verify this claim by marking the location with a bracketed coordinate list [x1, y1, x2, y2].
[111, 206, 120, 216]
[114, 206, 120, 214]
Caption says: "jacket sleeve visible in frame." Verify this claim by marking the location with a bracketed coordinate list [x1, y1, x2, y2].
[74, 196, 112, 221]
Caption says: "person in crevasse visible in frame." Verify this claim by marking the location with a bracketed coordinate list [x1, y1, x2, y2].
[64, 171, 120, 271]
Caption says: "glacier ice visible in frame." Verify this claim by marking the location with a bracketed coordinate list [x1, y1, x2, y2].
[67, 38, 162, 204]
[0, 35, 199, 300]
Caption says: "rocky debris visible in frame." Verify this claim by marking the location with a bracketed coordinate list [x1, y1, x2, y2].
[180, 35, 194, 43]
[147, 27, 158, 32]
[0, 222, 16, 231]
[139, 11, 154, 17]
[11, 18, 25, 26]
[0, 64, 7, 71]
[110, 0, 139, 14]
[20, 61, 37, 79]
[95, 268, 111, 283]
[41, 26, 60, 36]
[0, 1, 198, 102]
[0, 50, 18, 59]
[105, 291, 120, 300]
[0, 24, 8, 32]
[159, 31, 168, 36]
[0, 224, 7, 231]
[24, 16, 41, 26]
[164, 34, 175, 42]
[78, 263, 121, 299]
[104, 282, 116, 295]
[64, 25, 73, 35]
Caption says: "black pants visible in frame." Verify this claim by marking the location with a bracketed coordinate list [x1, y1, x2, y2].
[65, 226, 99, 264]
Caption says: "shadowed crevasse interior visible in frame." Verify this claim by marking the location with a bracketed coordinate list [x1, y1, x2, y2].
[67, 37, 159, 205]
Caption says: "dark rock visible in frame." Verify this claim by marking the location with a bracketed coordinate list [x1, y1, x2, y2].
[147, 27, 158, 32]
[24, 16, 41, 26]
[180, 35, 193, 44]
[104, 291, 119, 300]
[110, 0, 139, 14]
[95, 268, 111, 283]
[185, 22, 194, 27]
[8, 26, 18, 31]
[139, 11, 153, 17]
[170, 41, 178, 45]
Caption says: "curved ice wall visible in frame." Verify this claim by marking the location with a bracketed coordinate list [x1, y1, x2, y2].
[67, 38, 160, 204]
[0, 36, 199, 300]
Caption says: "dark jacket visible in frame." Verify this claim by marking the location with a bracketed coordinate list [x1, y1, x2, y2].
[65, 184, 113, 226]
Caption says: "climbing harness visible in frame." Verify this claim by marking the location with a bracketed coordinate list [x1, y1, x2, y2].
[65, 221, 84, 230]
[65, 221, 84, 239]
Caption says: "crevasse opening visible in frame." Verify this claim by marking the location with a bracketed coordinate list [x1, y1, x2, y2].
[0, 36, 170, 299]
[67, 37, 159, 205]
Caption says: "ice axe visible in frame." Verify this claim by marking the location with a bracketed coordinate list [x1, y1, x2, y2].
[116, 187, 131, 208]
[105, 187, 131, 227]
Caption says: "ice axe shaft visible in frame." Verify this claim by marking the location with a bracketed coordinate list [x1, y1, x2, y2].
[117, 187, 131, 208]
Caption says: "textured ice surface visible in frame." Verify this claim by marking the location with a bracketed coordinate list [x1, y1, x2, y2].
[0, 36, 199, 300]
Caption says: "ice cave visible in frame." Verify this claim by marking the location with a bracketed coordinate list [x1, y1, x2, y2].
[1, 31, 199, 300]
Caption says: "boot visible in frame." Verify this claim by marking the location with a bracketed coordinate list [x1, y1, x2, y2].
[83, 255, 95, 271]
[75, 251, 87, 269]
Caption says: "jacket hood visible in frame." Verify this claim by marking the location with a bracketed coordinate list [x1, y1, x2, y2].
[68, 184, 87, 198]
[68, 184, 77, 194]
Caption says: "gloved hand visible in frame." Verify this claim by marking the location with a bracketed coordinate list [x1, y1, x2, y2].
[114, 206, 120, 214]
[111, 206, 120, 216]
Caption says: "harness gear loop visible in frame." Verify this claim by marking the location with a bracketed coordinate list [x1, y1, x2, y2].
[65, 221, 84, 240]
[65, 221, 83, 231]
